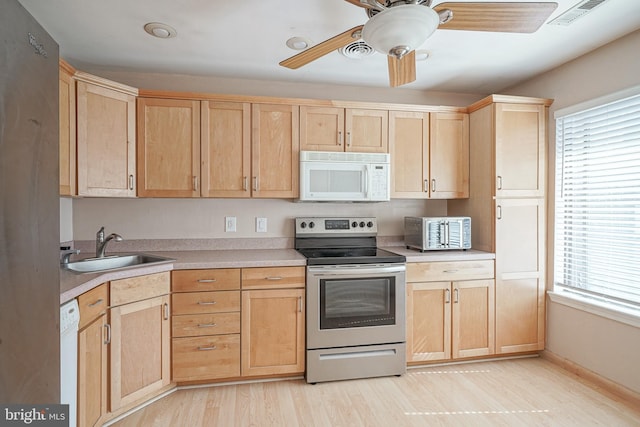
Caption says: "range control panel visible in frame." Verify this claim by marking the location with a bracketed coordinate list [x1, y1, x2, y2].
[295, 217, 378, 235]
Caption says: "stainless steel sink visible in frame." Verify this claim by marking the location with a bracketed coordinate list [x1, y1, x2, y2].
[62, 253, 174, 273]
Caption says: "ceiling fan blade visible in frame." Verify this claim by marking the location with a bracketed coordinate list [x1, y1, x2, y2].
[388, 51, 416, 87]
[434, 2, 558, 33]
[343, 0, 376, 10]
[279, 25, 364, 69]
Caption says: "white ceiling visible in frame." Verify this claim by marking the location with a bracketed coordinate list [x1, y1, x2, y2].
[18, 0, 640, 93]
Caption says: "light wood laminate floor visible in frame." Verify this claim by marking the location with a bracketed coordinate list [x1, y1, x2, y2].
[111, 357, 640, 426]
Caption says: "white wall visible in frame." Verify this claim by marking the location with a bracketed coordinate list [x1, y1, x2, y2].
[72, 198, 446, 240]
[77, 66, 483, 107]
[504, 29, 640, 394]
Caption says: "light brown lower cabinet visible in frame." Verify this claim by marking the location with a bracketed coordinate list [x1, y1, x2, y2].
[406, 261, 495, 363]
[77, 283, 109, 427]
[78, 313, 108, 427]
[109, 273, 171, 412]
[241, 287, 305, 376]
[171, 268, 241, 382]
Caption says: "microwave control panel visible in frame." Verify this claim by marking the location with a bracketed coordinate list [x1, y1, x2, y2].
[369, 164, 389, 200]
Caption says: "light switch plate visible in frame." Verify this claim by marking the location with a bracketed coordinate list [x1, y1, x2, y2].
[256, 217, 267, 233]
[225, 216, 237, 232]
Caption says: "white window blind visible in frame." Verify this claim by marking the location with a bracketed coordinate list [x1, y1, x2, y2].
[555, 93, 640, 307]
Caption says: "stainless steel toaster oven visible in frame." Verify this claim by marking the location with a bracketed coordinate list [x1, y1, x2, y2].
[404, 216, 471, 251]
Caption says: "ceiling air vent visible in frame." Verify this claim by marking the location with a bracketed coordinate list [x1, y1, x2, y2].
[339, 41, 375, 59]
[548, 0, 608, 26]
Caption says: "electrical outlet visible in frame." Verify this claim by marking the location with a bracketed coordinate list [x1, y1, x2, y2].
[256, 217, 267, 233]
[225, 216, 237, 232]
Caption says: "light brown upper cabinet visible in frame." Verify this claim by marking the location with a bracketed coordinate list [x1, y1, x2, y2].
[390, 111, 469, 199]
[251, 104, 300, 198]
[201, 101, 251, 198]
[59, 60, 76, 196]
[300, 106, 388, 153]
[76, 73, 137, 197]
[494, 103, 546, 198]
[137, 98, 201, 197]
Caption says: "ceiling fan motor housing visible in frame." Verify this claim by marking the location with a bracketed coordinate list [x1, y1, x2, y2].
[362, 4, 440, 58]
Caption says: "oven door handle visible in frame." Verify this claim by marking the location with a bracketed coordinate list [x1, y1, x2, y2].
[308, 265, 406, 276]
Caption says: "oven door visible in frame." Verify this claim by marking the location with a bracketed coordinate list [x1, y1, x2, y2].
[306, 263, 406, 349]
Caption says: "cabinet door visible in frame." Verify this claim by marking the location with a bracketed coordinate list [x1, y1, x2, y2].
[109, 294, 171, 411]
[452, 279, 495, 359]
[345, 108, 388, 153]
[137, 98, 201, 197]
[389, 111, 429, 198]
[300, 106, 344, 152]
[78, 314, 107, 427]
[76, 81, 136, 197]
[495, 198, 545, 353]
[495, 103, 546, 198]
[406, 281, 451, 362]
[251, 104, 300, 198]
[201, 101, 251, 198]
[59, 62, 76, 196]
[241, 288, 305, 376]
[430, 112, 469, 199]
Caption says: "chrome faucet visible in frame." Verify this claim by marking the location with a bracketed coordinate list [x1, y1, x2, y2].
[60, 248, 80, 265]
[96, 226, 123, 258]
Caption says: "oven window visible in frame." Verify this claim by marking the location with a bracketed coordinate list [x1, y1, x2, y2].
[319, 277, 395, 329]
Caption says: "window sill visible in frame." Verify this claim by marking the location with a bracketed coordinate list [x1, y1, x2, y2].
[547, 290, 640, 328]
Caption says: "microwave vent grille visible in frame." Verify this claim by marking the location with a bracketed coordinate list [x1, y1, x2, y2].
[300, 150, 389, 164]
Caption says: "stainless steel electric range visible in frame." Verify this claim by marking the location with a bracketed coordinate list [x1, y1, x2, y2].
[295, 217, 407, 384]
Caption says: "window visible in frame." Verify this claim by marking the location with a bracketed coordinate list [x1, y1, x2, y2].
[555, 92, 640, 308]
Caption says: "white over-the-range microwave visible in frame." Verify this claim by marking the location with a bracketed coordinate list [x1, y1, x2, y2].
[299, 151, 390, 202]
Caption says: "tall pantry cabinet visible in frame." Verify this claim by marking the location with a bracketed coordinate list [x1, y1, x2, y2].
[449, 95, 551, 355]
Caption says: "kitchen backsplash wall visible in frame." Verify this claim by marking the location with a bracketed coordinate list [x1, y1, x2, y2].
[70, 198, 446, 241]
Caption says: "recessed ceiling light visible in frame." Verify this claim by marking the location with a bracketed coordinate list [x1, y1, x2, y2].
[415, 49, 430, 61]
[144, 22, 177, 39]
[286, 37, 313, 50]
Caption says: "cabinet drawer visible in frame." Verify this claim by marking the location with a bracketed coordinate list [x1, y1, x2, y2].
[241, 266, 305, 290]
[78, 283, 109, 330]
[172, 291, 240, 315]
[172, 269, 241, 292]
[172, 312, 240, 338]
[407, 260, 494, 282]
[110, 272, 170, 307]
[172, 334, 240, 381]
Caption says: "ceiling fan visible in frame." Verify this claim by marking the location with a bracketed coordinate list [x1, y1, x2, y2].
[280, 1, 558, 87]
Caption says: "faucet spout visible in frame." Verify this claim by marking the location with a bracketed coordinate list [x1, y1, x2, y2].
[96, 226, 123, 258]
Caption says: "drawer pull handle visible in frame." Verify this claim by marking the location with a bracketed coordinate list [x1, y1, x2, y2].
[88, 298, 104, 307]
[265, 276, 283, 281]
[197, 323, 217, 328]
[443, 270, 458, 273]
[197, 345, 217, 351]
[197, 301, 217, 305]
[197, 279, 217, 283]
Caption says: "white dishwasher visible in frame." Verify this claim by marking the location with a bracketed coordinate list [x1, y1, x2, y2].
[61, 299, 79, 427]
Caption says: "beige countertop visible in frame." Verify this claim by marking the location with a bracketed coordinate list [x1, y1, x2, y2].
[382, 247, 495, 263]
[60, 247, 493, 304]
[60, 248, 306, 304]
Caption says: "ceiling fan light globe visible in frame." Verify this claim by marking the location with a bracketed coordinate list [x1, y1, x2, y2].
[362, 4, 439, 56]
